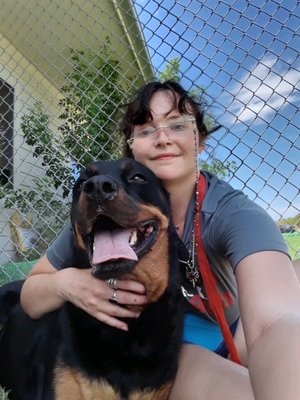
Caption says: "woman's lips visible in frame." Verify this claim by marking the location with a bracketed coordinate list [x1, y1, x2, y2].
[152, 153, 179, 160]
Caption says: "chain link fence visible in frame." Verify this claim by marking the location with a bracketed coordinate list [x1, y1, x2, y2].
[0, 0, 299, 284]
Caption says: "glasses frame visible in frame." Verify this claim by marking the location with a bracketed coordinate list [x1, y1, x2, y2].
[127, 117, 196, 147]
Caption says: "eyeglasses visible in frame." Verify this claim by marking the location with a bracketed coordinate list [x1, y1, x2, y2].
[127, 117, 196, 148]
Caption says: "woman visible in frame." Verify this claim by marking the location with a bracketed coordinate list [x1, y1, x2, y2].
[21, 80, 300, 399]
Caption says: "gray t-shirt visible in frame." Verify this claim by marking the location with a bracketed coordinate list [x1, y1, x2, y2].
[47, 171, 288, 324]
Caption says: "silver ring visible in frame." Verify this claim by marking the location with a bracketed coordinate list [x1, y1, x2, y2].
[110, 289, 118, 303]
[106, 278, 118, 290]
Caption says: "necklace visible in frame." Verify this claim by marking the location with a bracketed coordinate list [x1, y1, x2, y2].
[181, 122, 202, 287]
[180, 203, 200, 287]
[174, 211, 187, 231]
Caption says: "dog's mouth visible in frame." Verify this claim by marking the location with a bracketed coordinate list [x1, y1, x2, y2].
[87, 218, 160, 278]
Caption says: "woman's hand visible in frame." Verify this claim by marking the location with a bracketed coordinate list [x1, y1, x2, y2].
[21, 255, 147, 331]
[57, 267, 147, 330]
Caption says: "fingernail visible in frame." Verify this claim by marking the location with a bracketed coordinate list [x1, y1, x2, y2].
[122, 325, 128, 331]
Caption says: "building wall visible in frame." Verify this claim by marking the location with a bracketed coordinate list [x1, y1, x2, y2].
[0, 34, 62, 262]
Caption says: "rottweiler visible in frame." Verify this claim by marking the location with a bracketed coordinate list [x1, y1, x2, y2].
[0, 158, 184, 400]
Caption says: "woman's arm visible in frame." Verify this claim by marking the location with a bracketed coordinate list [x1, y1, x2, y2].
[236, 250, 300, 399]
[20, 254, 147, 330]
[21, 254, 67, 318]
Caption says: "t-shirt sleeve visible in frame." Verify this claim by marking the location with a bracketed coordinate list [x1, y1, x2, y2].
[208, 192, 289, 271]
[46, 222, 88, 270]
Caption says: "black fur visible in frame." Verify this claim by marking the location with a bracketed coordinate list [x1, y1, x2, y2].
[0, 158, 184, 400]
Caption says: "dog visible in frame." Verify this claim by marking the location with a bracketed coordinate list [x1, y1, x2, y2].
[0, 158, 184, 400]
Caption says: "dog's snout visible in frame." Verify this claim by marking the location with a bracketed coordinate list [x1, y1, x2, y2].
[83, 176, 118, 201]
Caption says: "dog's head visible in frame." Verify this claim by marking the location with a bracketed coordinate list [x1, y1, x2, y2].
[71, 158, 174, 302]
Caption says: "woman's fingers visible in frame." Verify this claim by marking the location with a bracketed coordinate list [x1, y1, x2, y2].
[111, 279, 146, 294]
[93, 311, 129, 331]
[82, 291, 145, 331]
[109, 288, 147, 306]
[59, 268, 147, 330]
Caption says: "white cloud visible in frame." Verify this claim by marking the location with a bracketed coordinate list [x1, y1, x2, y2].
[220, 55, 300, 126]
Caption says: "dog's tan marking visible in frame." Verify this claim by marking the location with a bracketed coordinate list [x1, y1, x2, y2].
[74, 199, 171, 307]
[122, 204, 170, 306]
[129, 383, 173, 400]
[73, 170, 173, 312]
[55, 365, 120, 399]
[55, 366, 172, 400]
[74, 222, 87, 250]
[73, 189, 141, 251]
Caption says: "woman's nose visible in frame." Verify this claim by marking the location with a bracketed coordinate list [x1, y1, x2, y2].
[153, 127, 171, 145]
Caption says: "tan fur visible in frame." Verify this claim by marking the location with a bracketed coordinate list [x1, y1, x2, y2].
[54, 366, 172, 400]
[54, 365, 121, 400]
[75, 199, 170, 308]
[74, 222, 87, 250]
[122, 204, 170, 305]
[129, 383, 173, 400]
[74, 194, 98, 251]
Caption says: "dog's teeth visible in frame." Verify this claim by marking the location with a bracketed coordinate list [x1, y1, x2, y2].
[146, 226, 154, 235]
[129, 229, 137, 246]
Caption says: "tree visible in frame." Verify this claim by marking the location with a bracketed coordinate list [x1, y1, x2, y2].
[160, 58, 181, 82]
[0, 44, 132, 260]
[58, 45, 125, 167]
[21, 45, 129, 197]
[20, 102, 72, 197]
[278, 214, 300, 228]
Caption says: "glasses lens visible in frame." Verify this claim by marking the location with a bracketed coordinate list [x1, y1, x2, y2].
[128, 118, 195, 150]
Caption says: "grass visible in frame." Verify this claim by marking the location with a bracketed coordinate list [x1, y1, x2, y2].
[283, 233, 300, 260]
[0, 260, 36, 286]
[0, 387, 9, 400]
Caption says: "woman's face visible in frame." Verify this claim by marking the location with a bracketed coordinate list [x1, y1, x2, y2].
[130, 90, 202, 188]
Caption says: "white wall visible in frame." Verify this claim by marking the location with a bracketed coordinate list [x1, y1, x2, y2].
[0, 34, 63, 263]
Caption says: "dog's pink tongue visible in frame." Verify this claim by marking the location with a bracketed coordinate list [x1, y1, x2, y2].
[92, 229, 138, 264]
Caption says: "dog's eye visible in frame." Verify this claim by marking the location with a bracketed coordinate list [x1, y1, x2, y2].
[129, 174, 146, 183]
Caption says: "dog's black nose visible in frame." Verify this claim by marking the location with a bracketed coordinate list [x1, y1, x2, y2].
[83, 176, 118, 201]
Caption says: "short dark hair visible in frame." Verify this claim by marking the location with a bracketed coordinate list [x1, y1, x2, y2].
[119, 80, 219, 157]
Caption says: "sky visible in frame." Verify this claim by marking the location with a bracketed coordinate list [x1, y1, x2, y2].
[133, 0, 300, 221]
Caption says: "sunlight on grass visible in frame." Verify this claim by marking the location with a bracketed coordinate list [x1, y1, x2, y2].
[284, 233, 300, 260]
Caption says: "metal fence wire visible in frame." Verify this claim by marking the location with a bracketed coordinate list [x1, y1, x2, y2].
[0, 0, 299, 283]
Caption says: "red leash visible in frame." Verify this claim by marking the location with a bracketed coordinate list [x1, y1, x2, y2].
[195, 174, 242, 365]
